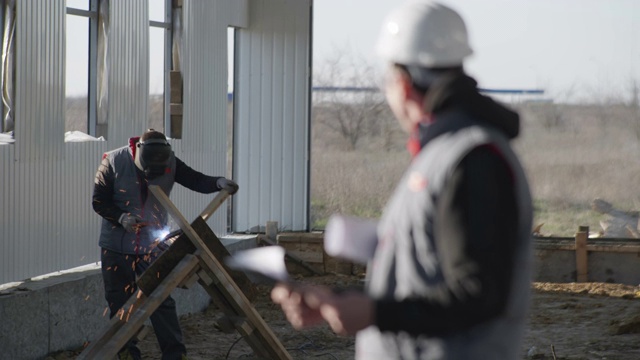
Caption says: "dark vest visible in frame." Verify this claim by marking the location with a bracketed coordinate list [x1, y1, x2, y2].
[357, 114, 533, 360]
[98, 145, 177, 254]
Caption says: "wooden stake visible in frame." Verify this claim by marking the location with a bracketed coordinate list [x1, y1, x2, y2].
[575, 226, 589, 282]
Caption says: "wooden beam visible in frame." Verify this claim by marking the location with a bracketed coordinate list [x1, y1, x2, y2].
[136, 216, 257, 300]
[575, 226, 589, 282]
[148, 186, 292, 360]
[78, 255, 200, 360]
[169, 70, 182, 103]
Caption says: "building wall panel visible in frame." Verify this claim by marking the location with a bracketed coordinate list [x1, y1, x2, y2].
[0, 1, 250, 284]
[15, 0, 65, 162]
[178, 0, 249, 232]
[234, 0, 311, 232]
[107, 0, 149, 143]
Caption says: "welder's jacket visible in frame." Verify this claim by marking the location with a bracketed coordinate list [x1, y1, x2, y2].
[356, 74, 533, 360]
[93, 138, 222, 254]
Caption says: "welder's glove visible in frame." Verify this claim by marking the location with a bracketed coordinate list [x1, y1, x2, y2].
[217, 177, 239, 195]
[119, 213, 144, 233]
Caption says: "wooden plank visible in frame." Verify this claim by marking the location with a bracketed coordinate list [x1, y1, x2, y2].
[170, 103, 183, 116]
[266, 221, 278, 243]
[137, 218, 257, 300]
[169, 70, 182, 103]
[137, 190, 256, 300]
[192, 252, 292, 360]
[170, 115, 182, 139]
[540, 244, 640, 253]
[199, 189, 230, 221]
[77, 296, 145, 360]
[148, 186, 292, 360]
[286, 249, 323, 263]
[179, 272, 199, 289]
[79, 255, 200, 360]
[575, 226, 589, 282]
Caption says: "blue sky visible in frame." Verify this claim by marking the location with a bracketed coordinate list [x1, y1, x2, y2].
[313, 0, 640, 102]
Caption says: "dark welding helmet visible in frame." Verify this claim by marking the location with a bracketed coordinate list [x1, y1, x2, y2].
[135, 138, 171, 178]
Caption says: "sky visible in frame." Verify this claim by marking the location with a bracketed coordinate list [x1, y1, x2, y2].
[313, 0, 640, 102]
[65, 1, 640, 104]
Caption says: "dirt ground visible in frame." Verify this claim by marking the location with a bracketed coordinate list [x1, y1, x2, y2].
[48, 274, 640, 360]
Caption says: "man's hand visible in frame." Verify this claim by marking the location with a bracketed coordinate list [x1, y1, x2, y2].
[271, 284, 327, 330]
[271, 283, 375, 336]
[119, 213, 145, 233]
[217, 178, 239, 194]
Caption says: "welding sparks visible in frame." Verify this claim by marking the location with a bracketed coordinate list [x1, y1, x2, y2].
[103, 307, 109, 317]
[151, 226, 171, 242]
[85, 295, 90, 301]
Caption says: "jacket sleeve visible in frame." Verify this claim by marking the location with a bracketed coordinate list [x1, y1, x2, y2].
[92, 156, 124, 225]
[374, 145, 520, 336]
[174, 156, 223, 194]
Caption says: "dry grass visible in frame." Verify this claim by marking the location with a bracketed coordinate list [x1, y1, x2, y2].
[311, 101, 640, 236]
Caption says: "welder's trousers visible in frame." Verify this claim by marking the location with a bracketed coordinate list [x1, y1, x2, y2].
[101, 248, 187, 360]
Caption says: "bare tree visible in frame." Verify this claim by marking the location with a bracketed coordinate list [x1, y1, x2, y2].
[313, 48, 387, 151]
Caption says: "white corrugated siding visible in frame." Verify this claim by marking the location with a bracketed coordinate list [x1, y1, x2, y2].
[174, 0, 249, 234]
[15, 0, 65, 162]
[233, 0, 311, 232]
[107, 1, 149, 143]
[0, 1, 251, 284]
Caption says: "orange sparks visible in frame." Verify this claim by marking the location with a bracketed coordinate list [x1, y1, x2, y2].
[106, 266, 112, 271]
[119, 189, 127, 193]
[157, 272, 160, 278]
[124, 284, 130, 292]
[125, 200, 130, 206]
[85, 295, 90, 301]
[102, 307, 109, 317]
[114, 266, 118, 271]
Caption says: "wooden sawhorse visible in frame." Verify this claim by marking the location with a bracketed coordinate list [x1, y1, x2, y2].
[78, 187, 292, 360]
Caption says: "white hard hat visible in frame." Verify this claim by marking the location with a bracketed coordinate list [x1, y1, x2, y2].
[375, 1, 473, 68]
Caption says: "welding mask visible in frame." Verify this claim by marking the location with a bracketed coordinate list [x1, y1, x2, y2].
[135, 138, 172, 178]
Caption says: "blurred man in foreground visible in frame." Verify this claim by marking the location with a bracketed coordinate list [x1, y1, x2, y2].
[271, 1, 533, 359]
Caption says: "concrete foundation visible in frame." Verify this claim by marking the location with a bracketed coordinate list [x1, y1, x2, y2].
[0, 235, 258, 360]
[2, 233, 640, 359]
[533, 237, 640, 285]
